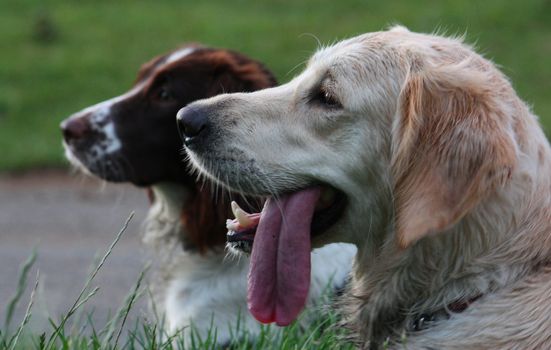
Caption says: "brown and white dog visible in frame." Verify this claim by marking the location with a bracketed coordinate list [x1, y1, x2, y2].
[61, 45, 356, 345]
[178, 28, 551, 349]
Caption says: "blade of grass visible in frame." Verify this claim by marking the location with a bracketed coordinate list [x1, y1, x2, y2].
[4, 249, 37, 332]
[98, 265, 148, 349]
[113, 268, 147, 347]
[8, 270, 40, 350]
[45, 212, 134, 350]
[69, 251, 104, 337]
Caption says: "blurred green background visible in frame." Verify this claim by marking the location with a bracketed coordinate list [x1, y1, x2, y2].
[1, 0, 550, 171]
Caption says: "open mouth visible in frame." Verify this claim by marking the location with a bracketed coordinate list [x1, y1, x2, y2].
[226, 186, 346, 250]
[225, 185, 347, 326]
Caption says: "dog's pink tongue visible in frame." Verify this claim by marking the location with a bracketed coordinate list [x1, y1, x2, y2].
[247, 187, 321, 326]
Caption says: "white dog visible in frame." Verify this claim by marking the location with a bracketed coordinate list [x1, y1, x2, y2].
[178, 27, 551, 348]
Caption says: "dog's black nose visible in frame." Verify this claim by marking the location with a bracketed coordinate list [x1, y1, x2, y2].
[60, 117, 91, 142]
[176, 105, 209, 144]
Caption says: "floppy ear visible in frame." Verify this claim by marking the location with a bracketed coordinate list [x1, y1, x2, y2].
[391, 62, 517, 248]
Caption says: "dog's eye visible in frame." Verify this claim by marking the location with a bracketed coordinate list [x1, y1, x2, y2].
[156, 86, 173, 101]
[314, 88, 341, 108]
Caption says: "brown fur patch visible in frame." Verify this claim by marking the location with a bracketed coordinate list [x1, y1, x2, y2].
[180, 187, 230, 252]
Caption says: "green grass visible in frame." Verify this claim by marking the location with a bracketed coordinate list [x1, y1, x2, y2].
[0, 0, 550, 171]
[0, 213, 354, 349]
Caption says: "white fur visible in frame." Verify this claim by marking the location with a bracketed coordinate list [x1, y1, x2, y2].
[165, 47, 196, 64]
[145, 183, 356, 345]
[63, 81, 149, 167]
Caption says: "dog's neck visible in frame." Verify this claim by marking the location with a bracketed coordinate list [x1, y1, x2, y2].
[348, 205, 551, 346]
[346, 118, 551, 346]
[148, 183, 189, 221]
[143, 183, 188, 248]
[142, 183, 255, 342]
[143, 182, 227, 254]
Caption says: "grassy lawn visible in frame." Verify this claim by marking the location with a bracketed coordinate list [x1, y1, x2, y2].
[1, 217, 355, 349]
[0, 0, 550, 171]
[1, 2, 551, 347]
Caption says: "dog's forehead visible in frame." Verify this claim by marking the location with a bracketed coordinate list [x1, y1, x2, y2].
[135, 45, 200, 84]
[165, 47, 197, 65]
[310, 36, 368, 68]
[307, 33, 400, 78]
[308, 29, 453, 72]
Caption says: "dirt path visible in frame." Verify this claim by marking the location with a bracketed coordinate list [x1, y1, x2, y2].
[0, 169, 151, 333]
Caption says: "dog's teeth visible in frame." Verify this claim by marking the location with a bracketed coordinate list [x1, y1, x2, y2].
[231, 201, 250, 216]
[231, 201, 254, 227]
[226, 219, 239, 231]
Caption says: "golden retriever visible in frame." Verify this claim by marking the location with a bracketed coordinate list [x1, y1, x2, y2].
[177, 27, 551, 349]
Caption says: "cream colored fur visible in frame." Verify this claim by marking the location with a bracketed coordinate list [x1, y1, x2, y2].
[185, 27, 551, 348]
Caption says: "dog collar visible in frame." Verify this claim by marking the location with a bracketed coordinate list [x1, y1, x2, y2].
[411, 294, 482, 332]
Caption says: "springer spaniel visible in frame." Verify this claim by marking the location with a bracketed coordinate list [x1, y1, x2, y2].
[178, 28, 551, 349]
[60, 45, 356, 345]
